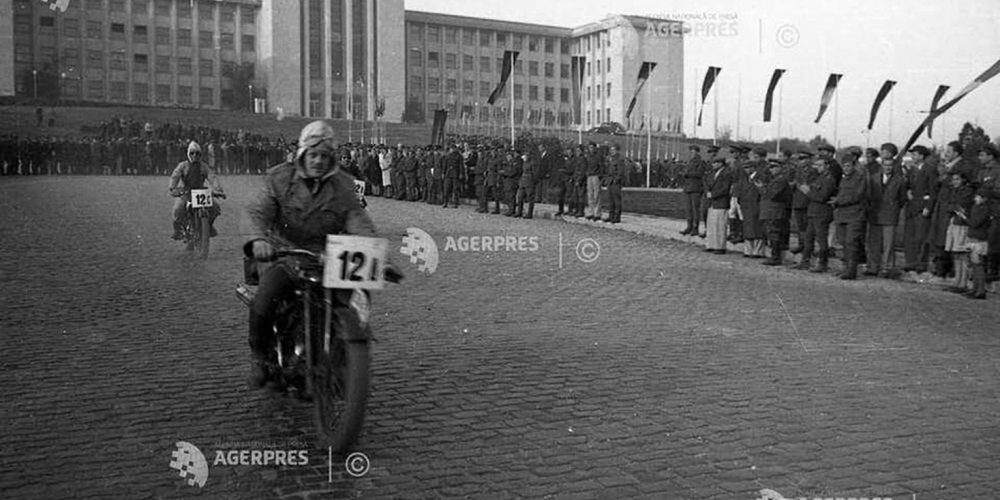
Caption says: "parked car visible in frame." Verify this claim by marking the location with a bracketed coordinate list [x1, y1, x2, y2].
[587, 122, 626, 135]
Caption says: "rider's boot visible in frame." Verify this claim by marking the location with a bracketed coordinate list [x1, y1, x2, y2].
[248, 354, 272, 389]
[172, 220, 184, 240]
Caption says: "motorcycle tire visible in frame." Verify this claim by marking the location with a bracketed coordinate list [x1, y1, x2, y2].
[194, 213, 210, 258]
[312, 337, 370, 455]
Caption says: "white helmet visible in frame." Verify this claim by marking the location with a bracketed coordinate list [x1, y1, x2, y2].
[187, 141, 202, 162]
[295, 120, 336, 164]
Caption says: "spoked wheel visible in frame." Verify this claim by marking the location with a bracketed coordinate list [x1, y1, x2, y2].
[312, 336, 370, 454]
[193, 214, 210, 258]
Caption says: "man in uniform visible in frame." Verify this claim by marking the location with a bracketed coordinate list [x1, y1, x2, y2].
[502, 149, 522, 217]
[515, 150, 538, 218]
[603, 144, 628, 224]
[789, 151, 815, 254]
[442, 145, 463, 208]
[757, 158, 792, 265]
[681, 145, 706, 235]
[975, 144, 1000, 284]
[903, 144, 938, 273]
[795, 157, 837, 272]
[832, 147, 870, 279]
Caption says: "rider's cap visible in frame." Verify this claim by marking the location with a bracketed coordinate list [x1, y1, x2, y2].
[296, 120, 336, 163]
[187, 141, 202, 161]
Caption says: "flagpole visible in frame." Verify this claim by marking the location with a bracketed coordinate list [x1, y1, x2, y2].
[736, 72, 742, 141]
[776, 78, 783, 154]
[646, 67, 652, 188]
[889, 91, 894, 144]
[833, 85, 839, 148]
[509, 53, 515, 145]
[713, 70, 719, 146]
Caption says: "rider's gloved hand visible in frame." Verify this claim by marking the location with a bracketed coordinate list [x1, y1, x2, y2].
[252, 240, 275, 261]
[169, 188, 182, 197]
[384, 262, 404, 283]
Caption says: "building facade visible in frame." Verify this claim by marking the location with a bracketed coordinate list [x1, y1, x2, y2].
[403, 11, 684, 132]
[3, 1, 680, 128]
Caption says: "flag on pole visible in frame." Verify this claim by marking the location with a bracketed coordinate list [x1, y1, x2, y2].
[814, 73, 843, 123]
[866, 80, 897, 130]
[763, 69, 785, 122]
[926, 84, 950, 138]
[638, 115, 646, 131]
[697, 66, 722, 127]
[488, 51, 519, 105]
[625, 62, 657, 120]
[570, 56, 586, 125]
[901, 57, 1000, 155]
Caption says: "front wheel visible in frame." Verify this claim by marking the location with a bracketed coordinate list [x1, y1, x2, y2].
[312, 338, 370, 454]
[194, 213, 210, 258]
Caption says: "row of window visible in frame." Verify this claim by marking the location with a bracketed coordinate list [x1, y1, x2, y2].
[413, 52, 613, 79]
[420, 105, 577, 126]
[586, 109, 613, 126]
[22, 17, 255, 51]
[59, 0, 254, 23]
[37, 47, 253, 78]
[73, 79, 216, 105]
[410, 77, 611, 103]
[408, 24, 568, 54]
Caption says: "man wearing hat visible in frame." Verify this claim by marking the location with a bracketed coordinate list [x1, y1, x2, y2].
[832, 147, 869, 279]
[680, 145, 706, 235]
[704, 156, 732, 252]
[817, 144, 843, 188]
[794, 156, 837, 272]
[603, 144, 629, 223]
[975, 143, 1000, 285]
[903, 144, 938, 273]
[757, 158, 792, 265]
[865, 144, 909, 277]
[733, 147, 768, 258]
[789, 151, 816, 255]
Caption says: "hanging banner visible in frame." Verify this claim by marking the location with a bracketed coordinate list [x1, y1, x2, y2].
[866, 80, 897, 130]
[814, 73, 843, 123]
[697, 66, 722, 127]
[763, 69, 785, 122]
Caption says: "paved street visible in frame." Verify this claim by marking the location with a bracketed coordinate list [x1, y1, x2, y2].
[2, 176, 999, 499]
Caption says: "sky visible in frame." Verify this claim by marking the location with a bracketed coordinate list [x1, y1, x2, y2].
[407, 0, 1000, 148]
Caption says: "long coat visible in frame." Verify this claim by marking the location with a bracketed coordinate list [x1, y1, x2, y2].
[734, 167, 764, 239]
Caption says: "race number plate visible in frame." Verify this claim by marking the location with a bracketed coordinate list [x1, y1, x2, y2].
[352, 179, 366, 201]
[323, 235, 389, 290]
[190, 189, 213, 208]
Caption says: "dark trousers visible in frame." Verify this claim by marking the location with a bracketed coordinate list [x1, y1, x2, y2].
[836, 219, 865, 264]
[480, 184, 500, 212]
[503, 180, 519, 213]
[395, 175, 408, 200]
[903, 214, 931, 271]
[607, 183, 622, 221]
[515, 185, 535, 216]
[555, 180, 569, 212]
[792, 209, 808, 249]
[442, 177, 459, 206]
[684, 192, 702, 231]
[764, 219, 788, 249]
[803, 216, 831, 260]
[406, 175, 419, 201]
[248, 263, 296, 358]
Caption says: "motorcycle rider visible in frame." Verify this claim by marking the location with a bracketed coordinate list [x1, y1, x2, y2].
[169, 141, 224, 240]
[245, 120, 399, 388]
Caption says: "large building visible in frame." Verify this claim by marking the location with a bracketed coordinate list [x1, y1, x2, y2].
[403, 12, 684, 132]
[2, 0, 682, 130]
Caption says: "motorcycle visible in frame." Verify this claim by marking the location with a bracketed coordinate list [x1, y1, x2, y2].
[173, 188, 224, 258]
[352, 179, 368, 209]
[235, 236, 402, 453]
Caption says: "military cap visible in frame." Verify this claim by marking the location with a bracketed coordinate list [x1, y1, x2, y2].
[730, 145, 749, 154]
[908, 145, 930, 157]
[711, 156, 726, 164]
[841, 146, 863, 159]
[817, 144, 835, 153]
[706, 145, 720, 154]
[794, 151, 815, 160]
[752, 146, 768, 157]
[864, 147, 879, 158]
[767, 158, 785, 168]
[880, 142, 899, 156]
[688, 144, 701, 152]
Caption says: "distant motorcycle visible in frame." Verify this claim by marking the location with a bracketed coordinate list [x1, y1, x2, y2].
[173, 188, 224, 258]
[236, 236, 402, 452]
[352, 179, 368, 209]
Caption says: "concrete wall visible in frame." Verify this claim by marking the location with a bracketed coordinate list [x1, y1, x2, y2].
[377, 0, 405, 123]
[0, 0, 15, 97]
[259, 0, 302, 116]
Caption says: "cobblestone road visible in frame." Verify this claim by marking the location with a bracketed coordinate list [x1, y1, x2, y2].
[2, 176, 999, 499]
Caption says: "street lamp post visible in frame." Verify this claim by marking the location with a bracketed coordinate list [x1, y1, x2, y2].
[248, 84, 254, 113]
[33, 69, 38, 101]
